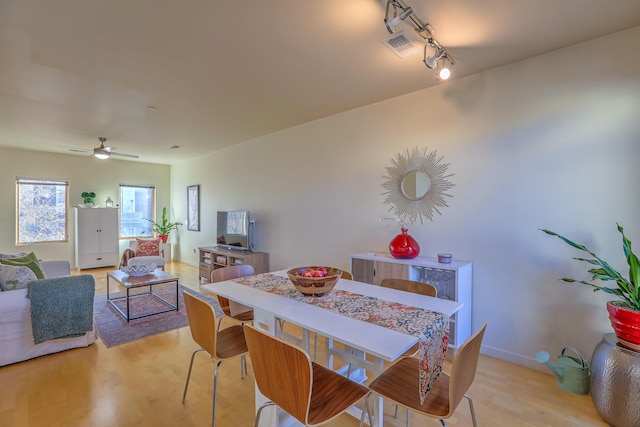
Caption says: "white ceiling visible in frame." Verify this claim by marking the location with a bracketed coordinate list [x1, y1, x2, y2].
[1, 0, 639, 164]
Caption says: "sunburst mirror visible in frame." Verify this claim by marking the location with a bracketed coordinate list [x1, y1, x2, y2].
[382, 147, 454, 225]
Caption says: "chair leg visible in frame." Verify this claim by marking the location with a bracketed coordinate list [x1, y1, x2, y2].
[182, 347, 205, 404]
[464, 394, 478, 427]
[439, 420, 446, 426]
[241, 354, 247, 378]
[254, 401, 276, 427]
[212, 360, 223, 427]
[358, 396, 373, 427]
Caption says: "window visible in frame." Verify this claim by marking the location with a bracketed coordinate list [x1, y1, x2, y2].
[16, 177, 69, 244]
[119, 184, 155, 238]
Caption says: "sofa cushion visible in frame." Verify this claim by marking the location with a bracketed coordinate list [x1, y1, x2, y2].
[0, 252, 46, 280]
[135, 238, 161, 256]
[0, 263, 37, 291]
[0, 252, 27, 259]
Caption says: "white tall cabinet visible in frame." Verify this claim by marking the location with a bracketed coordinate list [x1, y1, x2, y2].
[350, 252, 472, 351]
[74, 207, 119, 270]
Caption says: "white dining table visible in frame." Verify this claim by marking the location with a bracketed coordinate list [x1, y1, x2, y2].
[201, 270, 462, 427]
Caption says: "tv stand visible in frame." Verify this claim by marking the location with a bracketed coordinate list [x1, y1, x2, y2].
[199, 246, 269, 281]
[215, 245, 250, 252]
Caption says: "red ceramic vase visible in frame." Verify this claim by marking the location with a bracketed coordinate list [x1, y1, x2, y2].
[389, 227, 420, 259]
[158, 234, 168, 243]
[607, 301, 640, 350]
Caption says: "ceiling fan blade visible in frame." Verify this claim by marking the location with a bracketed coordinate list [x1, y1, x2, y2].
[109, 152, 139, 159]
[59, 145, 92, 153]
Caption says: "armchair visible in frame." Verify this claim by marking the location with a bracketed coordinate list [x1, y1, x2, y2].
[120, 238, 165, 270]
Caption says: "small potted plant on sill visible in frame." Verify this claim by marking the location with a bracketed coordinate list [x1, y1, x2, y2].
[541, 224, 640, 350]
[145, 207, 182, 243]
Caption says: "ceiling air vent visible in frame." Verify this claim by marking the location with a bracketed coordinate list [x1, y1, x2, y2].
[381, 30, 420, 58]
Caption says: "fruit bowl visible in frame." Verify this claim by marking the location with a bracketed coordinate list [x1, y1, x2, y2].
[287, 266, 342, 297]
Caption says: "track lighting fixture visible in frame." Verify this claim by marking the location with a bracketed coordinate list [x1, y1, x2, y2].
[383, 0, 455, 81]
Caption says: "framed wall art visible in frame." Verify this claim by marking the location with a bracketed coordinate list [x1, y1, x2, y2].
[187, 185, 200, 231]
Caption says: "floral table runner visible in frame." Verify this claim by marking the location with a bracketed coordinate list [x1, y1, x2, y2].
[233, 273, 449, 403]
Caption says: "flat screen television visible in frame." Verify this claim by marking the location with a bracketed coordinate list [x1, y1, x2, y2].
[216, 211, 251, 251]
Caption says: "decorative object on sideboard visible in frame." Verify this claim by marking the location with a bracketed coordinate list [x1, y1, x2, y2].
[145, 207, 182, 243]
[81, 191, 96, 207]
[381, 146, 454, 259]
[438, 253, 452, 263]
[105, 197, 114, 207]
[541, 224, 640, 350]
[389, 227, 421, 259]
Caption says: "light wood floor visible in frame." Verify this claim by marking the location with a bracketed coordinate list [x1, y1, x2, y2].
[0, 262, 608, 426]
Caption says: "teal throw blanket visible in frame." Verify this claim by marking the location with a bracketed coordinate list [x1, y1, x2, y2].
[28, 275, 95, 344]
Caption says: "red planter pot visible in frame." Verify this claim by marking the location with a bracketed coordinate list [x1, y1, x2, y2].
[158, 234, 168, 244]
[607, 301, 640, 350]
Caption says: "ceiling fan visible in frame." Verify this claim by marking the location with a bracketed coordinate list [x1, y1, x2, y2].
[93, 137, 139, 159]
[60, 137, 139, 159]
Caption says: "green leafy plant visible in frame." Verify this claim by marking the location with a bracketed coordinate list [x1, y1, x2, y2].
[145, 207, 182, 235]
[541, 224, 640, 310]
[81, 191, 96, 204]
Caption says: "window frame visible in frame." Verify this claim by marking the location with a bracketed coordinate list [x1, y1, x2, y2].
[16, 177, 69, 245]
[118, 184, 156, 239]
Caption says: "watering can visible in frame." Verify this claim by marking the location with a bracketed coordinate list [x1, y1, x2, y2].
[535, 347, 590, 395]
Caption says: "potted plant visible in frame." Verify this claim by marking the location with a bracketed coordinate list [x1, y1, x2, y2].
[81, 191, 96, 206]
[145, 207, 182, 243]
[541, 224, 640, 349]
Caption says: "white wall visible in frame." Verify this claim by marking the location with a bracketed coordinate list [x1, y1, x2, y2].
[171, 26, 640, 370]
[0, 148, 170, 266]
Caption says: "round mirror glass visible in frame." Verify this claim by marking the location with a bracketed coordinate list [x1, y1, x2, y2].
[401, 170, 431, 201]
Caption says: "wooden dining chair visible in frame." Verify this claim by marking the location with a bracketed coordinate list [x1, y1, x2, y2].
[380, 277, 437, 297]
[181, 291, 249, 427]
[211, 264, 255, 324]
[367, 321, 488, 427]
[243, 323, 372, 427]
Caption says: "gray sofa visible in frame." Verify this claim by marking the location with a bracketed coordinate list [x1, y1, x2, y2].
[0, 260, 97, 367]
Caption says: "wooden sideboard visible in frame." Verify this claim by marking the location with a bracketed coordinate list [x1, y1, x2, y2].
[350, 252, 472, 351]
[198, 246, 269, 281]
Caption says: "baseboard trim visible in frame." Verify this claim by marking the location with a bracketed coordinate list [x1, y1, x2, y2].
[481, 344, 547, 373]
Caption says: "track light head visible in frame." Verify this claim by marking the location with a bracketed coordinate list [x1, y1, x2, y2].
[423, 42, 446, 69]
[437, 55, 452, 80]
[384, 1, 413, 33]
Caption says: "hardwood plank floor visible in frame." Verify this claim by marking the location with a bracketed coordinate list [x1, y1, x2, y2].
[0, 262, 608, 426]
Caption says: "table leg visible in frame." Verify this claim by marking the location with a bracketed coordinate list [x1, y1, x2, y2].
[126, 287, 131, 322]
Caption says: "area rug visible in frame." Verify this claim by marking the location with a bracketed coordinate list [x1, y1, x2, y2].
[93, 285, 223, 348]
